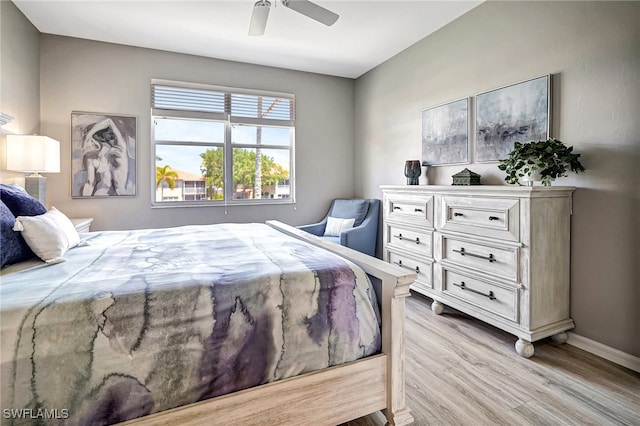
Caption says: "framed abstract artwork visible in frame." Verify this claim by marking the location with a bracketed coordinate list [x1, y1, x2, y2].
[421, 97, 469, 166]
[71, 112, 137, 197]
[475, 74, 551, 162]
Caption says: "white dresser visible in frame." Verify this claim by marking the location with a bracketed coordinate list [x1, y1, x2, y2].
[380, 185, 575, 357]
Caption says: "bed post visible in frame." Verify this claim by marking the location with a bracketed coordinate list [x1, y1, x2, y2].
[380, 272, 414, 425]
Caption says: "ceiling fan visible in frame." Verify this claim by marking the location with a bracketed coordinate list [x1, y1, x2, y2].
[249, 0, 339, 36]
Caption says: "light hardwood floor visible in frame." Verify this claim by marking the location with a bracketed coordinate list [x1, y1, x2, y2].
[344, 292, 640, 426]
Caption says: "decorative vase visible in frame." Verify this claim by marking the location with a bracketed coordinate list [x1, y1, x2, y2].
[420, 164, 429, 185]
[520, 170, 542, 186]
[404, 160, 421, 185]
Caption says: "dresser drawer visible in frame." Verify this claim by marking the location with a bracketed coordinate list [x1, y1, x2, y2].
[441, 236, 518, 281]
[387, 195, 434, 228]
[440, 196, 520, 241]
[442, 268, 518, 322]
[387, 225, 432, 258]
[388, 251, 433, 290]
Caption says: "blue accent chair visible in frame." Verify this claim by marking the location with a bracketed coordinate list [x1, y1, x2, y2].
[298, 198, 380, 257]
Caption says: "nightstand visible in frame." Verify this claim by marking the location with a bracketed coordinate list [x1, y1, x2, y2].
[71, 218, 94, 233]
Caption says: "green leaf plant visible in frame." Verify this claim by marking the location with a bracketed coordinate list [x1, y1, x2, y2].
[497, 138, 586, 186]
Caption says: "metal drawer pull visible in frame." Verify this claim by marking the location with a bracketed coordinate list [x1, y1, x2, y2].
[453, 247, 496, 263]
[453, 281, 496, 300]
[393, 260, 420, 273]
[393, 233, 421, 244]
[393, 206, 402, 210]
[489, 216, 500, 221]
[414, 208, 423, 213]
[453, 212, 464, 217]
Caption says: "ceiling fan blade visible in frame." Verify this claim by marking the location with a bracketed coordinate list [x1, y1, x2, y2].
[282, 0, 339, 26]
[249, 0, 271, 36]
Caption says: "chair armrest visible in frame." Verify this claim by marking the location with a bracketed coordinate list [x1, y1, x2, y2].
[298, 221, 326, 236]
[340, 213, 378, 257]
[337, 199, 380, 257]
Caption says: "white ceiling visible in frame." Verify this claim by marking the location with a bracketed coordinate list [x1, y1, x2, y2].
[14, 0, 482, 79]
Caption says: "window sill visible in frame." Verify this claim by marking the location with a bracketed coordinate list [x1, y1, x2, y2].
[151, 199, 296, 209]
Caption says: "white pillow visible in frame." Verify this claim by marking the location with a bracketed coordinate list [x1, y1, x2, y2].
[324, 216, 355, 237]
[13, 207, 80, 264]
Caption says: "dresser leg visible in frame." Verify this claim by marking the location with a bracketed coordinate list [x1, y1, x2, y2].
[551, 332, 569, 344]
[515, 339, 535, 358]
[431, 300, 444, 315]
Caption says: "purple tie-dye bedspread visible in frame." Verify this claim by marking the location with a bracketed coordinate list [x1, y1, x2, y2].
[0, 223, 381, 425]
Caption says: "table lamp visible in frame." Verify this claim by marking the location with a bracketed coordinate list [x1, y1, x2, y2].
[6, 134, 60, 205]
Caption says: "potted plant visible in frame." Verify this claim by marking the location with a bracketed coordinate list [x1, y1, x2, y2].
[498, 138, 585, 186]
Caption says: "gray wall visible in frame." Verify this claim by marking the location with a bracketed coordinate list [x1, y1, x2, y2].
[0, 0, 40, 177]
[355, 1, 640, 356]
[39, 35, 355, 231]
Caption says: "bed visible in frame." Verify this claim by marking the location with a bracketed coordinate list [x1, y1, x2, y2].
[0, 219, 415, 426]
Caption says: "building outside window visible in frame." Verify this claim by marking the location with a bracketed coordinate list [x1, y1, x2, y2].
[151, 80, 295, 206]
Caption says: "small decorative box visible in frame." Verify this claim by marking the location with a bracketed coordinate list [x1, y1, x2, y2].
[452, 168, 481, 185]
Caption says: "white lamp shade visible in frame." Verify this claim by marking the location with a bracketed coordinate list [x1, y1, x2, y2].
[6, 135, 60, 173]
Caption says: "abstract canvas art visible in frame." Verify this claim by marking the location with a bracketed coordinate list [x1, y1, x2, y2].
[71, 112, 136, 197]
[421, 97, 469, 166]
[475, 75, 551, 162]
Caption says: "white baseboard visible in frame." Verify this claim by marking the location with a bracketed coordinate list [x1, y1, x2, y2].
[567, 332, 640, 373]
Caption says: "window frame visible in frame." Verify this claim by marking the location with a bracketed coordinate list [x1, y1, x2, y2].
[150, 79, 295, 207]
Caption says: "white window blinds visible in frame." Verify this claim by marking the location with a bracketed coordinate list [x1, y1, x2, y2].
[152, 82, 295, 126]
[230, 94, 294, 121]
[152, 85, 226, 114]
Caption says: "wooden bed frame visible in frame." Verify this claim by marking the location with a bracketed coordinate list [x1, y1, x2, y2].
[122, 221, 416, 426]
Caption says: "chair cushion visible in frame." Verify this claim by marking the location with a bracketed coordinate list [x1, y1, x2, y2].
[320, 235, 341, 245]
[331, 199, 369, 227]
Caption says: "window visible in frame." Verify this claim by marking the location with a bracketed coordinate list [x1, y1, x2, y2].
[151, 80, 295, 206]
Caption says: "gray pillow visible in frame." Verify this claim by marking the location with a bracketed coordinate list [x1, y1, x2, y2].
[331, 199, 369, 227]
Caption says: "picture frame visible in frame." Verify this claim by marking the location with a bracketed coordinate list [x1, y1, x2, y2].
[474, 74, 551, 162]
[421, 97, 469, 166]
[71, 112, 137, 197]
